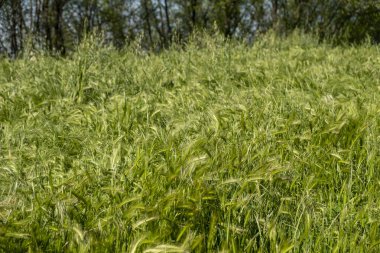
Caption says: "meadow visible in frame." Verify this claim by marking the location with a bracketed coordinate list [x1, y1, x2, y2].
[0, 33, 379, 252]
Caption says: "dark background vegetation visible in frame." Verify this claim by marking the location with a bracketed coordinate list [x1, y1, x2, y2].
[0, 0, 379, 57]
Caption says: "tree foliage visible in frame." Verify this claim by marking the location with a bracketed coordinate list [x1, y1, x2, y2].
[0, 0, 379, 56]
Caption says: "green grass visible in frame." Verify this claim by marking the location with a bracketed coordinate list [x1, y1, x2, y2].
[0, 33, 379, 252]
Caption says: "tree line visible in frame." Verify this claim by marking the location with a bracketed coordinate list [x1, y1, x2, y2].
[0, 0, 379, 57]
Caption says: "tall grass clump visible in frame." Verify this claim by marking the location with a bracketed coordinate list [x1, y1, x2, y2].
[0, 33, 379, 252]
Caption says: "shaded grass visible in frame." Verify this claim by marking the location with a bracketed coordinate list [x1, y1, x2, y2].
[0, 33, 379, 252]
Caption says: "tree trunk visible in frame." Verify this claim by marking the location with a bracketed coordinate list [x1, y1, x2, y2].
[271, 0, 278, 29]
[42, 0, 52, 50]
[52, 0, 66, 54]
[164, 0, 171, 39]
[9, 0, 23, 57]
[190, 0, 197, 29]
[142, 0, 153, 46]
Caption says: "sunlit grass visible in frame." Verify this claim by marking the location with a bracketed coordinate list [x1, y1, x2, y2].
[0, 33, 379, 252]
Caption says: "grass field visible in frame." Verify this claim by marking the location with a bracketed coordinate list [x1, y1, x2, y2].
[0, 33, 379, 252]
